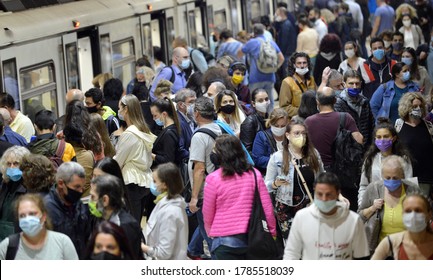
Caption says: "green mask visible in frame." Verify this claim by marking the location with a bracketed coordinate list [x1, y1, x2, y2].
[88, 200, 103, 218]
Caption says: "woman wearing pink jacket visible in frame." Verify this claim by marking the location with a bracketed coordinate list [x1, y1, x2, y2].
[203, 134, 276, 260]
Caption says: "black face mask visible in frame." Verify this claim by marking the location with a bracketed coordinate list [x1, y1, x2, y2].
[219, 105, 236, 114]
[90, 251, 121, 260]
[87, 106, 98, 114]
[209, 152, 220, 169]
[64, 186, 82, 204]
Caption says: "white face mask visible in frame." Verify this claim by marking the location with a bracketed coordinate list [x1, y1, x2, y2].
[345, 49, 355, 58]
[255, 100, 270, 113]
[403, 211, 427, 233]
[295, 67, 309, 76]
[271, 126, 286, 137]
[403, 20, 412, 28]
[384, 40, 392, 48]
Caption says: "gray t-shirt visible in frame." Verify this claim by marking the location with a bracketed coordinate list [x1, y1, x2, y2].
[188, 122, 222, 200]
[0, 230, 79, 260]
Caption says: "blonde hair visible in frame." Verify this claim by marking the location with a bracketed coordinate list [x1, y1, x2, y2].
[0, 146, 30, 183]
[120, 95, 151, 134]
[137, 66, 155, 88]
[154, 79, 173, 99]
[266, 108, 289, 128]
[396, 3, 417, 21]
[92, 73, 113, 89]
[398, 92, 427, 121]
[214, 90, 242, 124]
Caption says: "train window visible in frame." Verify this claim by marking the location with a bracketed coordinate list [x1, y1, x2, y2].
[214, 10, 227, 29]
[2, 59, 20, 110]
[207, 5, 214, 33]
[167, 17, 175, 57]
[251, 1, 260, 20]
[19, 62, 57, 122]
[142, 23, 153, 60]
[229, 0, 239, 35]
[188, 10, 197, 48]
[65, 42, 80, 90]
[112, 38, 135, 89]
[100, 35, 112, 74]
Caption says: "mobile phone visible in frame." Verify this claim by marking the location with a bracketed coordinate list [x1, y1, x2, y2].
[276, 175, 287, 181]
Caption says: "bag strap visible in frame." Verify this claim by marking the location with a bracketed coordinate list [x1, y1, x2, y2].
[291, 158, 314, 203]
[387, 235, 394, 259]
[194, 128, 218, 140]
[294, 79, 305, 94]
[263, 130, 277, 153]
[338, 112, 346, 131]
[6, 233, 20, 260]
[56, 139, 66, 158]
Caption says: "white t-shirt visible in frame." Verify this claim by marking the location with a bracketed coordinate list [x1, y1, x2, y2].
[0, 231, 78, 260]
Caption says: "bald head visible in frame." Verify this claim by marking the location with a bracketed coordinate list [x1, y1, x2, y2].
[65, 89, 84, 104]
[0, 108, 11, 125]
[317, 86, 336, 108]
[172, 47, 189, 69]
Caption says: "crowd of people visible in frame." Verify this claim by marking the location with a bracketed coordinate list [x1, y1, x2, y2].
[1, 0, 433, 260]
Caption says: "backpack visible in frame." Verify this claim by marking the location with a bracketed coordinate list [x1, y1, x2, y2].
[331, 113, 364, 189]
[256, 38, 278, 74]
[182, 127, 227, 203]
[50, 139, 66, 169]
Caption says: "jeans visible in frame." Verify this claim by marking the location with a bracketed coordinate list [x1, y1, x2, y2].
[195, 208, 213, 258]
[249, 81, 275, 114]
[187, 227, 204, 256]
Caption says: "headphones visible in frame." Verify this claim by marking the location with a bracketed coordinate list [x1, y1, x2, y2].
[228, 62, 246, 76]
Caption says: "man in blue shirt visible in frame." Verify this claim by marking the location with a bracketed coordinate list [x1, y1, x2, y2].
[238, 23, 284, 113]
[149, 47, 189, 101]
[0, 108, 27, 146]
[173, 37, 209, 74]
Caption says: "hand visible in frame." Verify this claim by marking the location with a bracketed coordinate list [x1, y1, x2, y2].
[321, 66, 331, 85]
[373, 199, 384, 211]
[189, 197, 200, 213]
[141, 242, 149, 253]
[151, 153, 156, 160]
[274, 177, 288, 188]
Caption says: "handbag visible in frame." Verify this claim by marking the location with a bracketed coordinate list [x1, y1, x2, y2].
[366, 210, 381, 253]
[246, 169, 278, 260]
[291, 158, 314, 203]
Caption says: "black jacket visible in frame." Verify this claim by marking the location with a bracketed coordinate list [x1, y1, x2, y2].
[44, 187, 94, 259]
[151, 124, 180, 168]
[240, 112, 266, 154]
[334, 90, 374, 148]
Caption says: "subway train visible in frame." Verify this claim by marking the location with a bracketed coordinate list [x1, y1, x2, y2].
[0, 0, 297, 119]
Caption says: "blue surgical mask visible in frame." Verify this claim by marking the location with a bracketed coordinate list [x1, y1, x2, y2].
[187, 104, 195, 118]
[180, 59, 191, 70]
[149, 181, 161, 197]
[19, 215, 43, 237]
[118, 112, 125, 121]
[383, 179, 402, 192]
[401, 57, 413, 66]
[314, 198, 337, 213]
[347, 88, 361, 97]
[401, 71, 411, 82]
[155, 118, 164, 127]
[6, 167, 22, 182]
[373, 49, 385, 61]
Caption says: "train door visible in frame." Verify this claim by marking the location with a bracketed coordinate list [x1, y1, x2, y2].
[140, 14, 154, 63]
[62, 33, 81, 91]
[150, 11, 168, 65]
[75, 27, 101, 92]
[165, 8, 176, 62]
[229, 0, 242, 35]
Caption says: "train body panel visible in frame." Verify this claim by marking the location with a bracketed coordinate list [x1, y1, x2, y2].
[0, 0, 287, 117]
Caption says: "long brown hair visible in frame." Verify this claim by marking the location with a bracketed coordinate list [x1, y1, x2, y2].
[282, 120, 320, 175]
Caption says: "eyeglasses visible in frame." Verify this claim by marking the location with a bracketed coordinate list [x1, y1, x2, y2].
[291, 131, 307, 137]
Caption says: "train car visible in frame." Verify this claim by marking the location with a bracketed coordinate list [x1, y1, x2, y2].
[0, 0, 295, 120]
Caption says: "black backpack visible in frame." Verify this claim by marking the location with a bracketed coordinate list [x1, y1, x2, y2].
[331, 113, 363, 189]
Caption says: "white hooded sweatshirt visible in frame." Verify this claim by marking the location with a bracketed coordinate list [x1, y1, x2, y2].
[284, 201, 370, 260]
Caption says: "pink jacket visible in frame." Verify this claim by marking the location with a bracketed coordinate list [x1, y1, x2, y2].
[203, 168, 277, 237]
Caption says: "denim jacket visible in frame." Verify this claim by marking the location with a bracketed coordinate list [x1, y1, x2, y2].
[370, 80, 419, 123]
